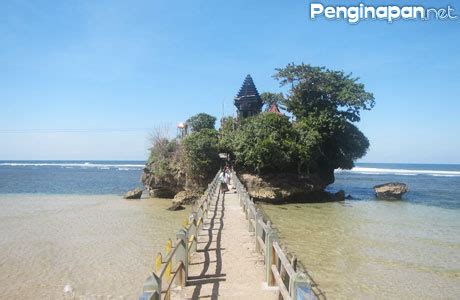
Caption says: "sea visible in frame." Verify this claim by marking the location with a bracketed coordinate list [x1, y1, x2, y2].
[261, 163, 460, 299]
[0, 161, 459, 299]
[0, 160, 190, 299]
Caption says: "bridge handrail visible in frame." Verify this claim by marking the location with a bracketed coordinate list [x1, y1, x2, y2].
[139, 171, 221, 300]
[231, 172, 321, 300]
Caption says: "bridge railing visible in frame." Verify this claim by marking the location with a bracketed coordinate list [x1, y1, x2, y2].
[139, 171, 221, 300]
[232, 172, 321, 300]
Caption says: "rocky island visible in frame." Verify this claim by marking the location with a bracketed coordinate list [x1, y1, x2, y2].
[141, 63, 375, 205]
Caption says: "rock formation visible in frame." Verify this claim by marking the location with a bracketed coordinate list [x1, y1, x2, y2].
[123, 188, 143, 200]
[239, 172, 343, 203]
[172, 191, 201, 206]
[167, 203, 186, 211]
[373, 182, 408, 200]
[141, 167, 184, 199]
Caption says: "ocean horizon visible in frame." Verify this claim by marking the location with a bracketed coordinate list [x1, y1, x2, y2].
[1, 160, 460, 207]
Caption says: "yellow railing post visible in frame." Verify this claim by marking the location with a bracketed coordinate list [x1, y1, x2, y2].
[165, 239, 172, 282]
[176, 229, 188, 282]
[138, 171, 222, 300]
[155, 252, 162, 274]
[183, 218, 189, 229]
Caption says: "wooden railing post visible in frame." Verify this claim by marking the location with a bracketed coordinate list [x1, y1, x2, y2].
[175, 261, 186, 288]
[140, 273, 161, 300]
[245, 195, 250, 219]
[265, 227, 278, 286]
[175, 229, 188, 282]
[189, 213, 197, 254]
[248, 202, 254, 232]
[255, 209, 263, 252]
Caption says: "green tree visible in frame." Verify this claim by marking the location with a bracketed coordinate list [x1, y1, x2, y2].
[260, 92, 286, 111]
[181, 128, 221, 189]
[145, 127, 183, 190]
[294, 111, 369, 174]
[233, 113, 298, 174]
[274, 63, 375, 122]
[186, 113, 217, 132]
[218, 116, 237, 154]
[272, 63, 373, 173]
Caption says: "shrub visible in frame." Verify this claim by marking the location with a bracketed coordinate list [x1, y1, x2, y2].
[181, 128, 221, 189]
[186, 113, 217, 132]
[233, 113, 298, 174]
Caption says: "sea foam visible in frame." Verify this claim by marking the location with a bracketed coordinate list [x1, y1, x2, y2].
[0, 162, 144, 169]
[337, 167, 460, 177]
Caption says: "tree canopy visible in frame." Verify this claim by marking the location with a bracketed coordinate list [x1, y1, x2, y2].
[229, 63, 374, 176]
[260, 92, 286, 111]
[233, 113, 297, 173]
[145, 63, 374, 191]
[187, 113, 217, 132]
[274, 63, 375, 122]
[181, 128, 220, 189]
[218, 116, 237, 154]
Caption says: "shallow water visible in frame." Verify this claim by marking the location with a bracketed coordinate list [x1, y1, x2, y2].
[1, 161, 460, 298]
[261, 200, 460, 299]
[0, 194, 189, 299]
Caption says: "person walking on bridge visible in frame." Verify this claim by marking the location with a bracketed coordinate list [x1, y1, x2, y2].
[219, 168, 229, 193]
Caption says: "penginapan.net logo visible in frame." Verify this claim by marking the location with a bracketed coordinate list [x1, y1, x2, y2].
[309, 2, 458, 24]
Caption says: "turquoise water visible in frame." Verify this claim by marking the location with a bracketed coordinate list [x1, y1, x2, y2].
[1, 161, 459, 298]
[262, 163, 460, 299]
[0, 160, 144, 194]
[0, 161, 190, 299]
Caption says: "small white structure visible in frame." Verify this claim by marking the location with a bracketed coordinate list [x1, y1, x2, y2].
[177, 122, 188, 138]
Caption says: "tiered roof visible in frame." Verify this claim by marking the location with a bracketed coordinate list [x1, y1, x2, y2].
[234, 75, 263, 117]
[267, 103, 282, 115]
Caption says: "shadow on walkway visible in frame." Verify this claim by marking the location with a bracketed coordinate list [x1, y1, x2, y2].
[187, 189, 226, 300]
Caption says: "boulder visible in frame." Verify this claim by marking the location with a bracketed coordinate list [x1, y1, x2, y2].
[239, 172, 338, 203]
[141, 166, 185, 197]
[373, 182, 408, 200]
[124, 188, 143, 200]
[149, 188, 176, 199]
[334, 190, 346, 201]
[173, 191, 201, 206]
[167, 203, 185, 211]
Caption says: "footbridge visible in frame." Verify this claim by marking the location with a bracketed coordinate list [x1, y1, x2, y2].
[139, 172, 323, 300]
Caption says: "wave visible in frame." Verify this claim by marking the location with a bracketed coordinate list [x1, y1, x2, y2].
[117, 168, 137, 171]
[0, 162, 144, 169]
[337, 167, 460, 177]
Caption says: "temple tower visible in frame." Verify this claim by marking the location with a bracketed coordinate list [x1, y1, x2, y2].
[234, 75, 263, 119]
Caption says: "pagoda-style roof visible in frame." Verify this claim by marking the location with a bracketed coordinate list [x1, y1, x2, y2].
[267, 103, 283, 115]
[234, 75, 263, 118]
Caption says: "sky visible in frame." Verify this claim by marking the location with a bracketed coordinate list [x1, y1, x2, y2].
[1, 0, 459, 163]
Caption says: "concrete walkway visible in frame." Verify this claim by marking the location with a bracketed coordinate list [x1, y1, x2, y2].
[178, 185, 278, 300]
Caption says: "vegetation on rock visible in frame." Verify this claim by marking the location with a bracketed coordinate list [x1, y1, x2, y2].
[186, 113, 217, 133]
[143, 114, 220, 195]
[181, 128, 220, 190]
[144, 63, 374, 202]
[143, 128, 183, 195]
[220, 63, 373, 189]
[232, 113, 297, 173]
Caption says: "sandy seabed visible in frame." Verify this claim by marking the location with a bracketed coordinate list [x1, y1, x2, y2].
[0, 194, 189, 299]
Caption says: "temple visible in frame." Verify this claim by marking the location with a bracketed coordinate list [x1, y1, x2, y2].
[234, 75, 263, 119]
[267, 103, 282, 115]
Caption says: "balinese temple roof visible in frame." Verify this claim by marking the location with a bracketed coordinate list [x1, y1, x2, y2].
[267, 103, 283, 115]
[234, 74, 263, 118]
[236, 75, 261, 101]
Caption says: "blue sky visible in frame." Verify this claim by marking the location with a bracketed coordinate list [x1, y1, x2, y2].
[1, 0, 459, 163]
